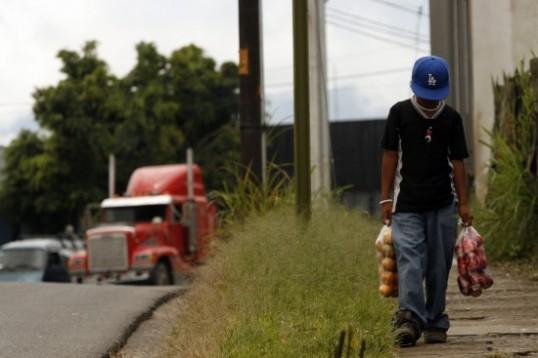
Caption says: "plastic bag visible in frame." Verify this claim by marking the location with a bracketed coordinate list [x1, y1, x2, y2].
[375, 225, 398, 297]
[455, 225, 494, 297]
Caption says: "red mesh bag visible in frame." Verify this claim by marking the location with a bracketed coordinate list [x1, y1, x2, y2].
[454, 225, 494, 297]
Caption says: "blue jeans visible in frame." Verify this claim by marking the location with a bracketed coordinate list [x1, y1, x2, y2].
[392, 203, 457, 331]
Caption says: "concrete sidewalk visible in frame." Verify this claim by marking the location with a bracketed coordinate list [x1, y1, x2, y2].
[0, 283, 183, 358]
[398, 266, 538, 357]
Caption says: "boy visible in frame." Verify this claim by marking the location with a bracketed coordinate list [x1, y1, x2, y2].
[380, 56, 472, 347]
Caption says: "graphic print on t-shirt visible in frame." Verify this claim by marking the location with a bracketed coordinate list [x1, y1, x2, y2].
[425, 126, 433, 143]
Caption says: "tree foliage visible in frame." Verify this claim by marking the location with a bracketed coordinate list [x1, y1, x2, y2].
[0, 41, 239, 234]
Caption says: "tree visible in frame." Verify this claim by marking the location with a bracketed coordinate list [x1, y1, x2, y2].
[0, 41, 239, 234]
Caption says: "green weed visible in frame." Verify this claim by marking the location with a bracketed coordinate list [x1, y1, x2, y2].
[209, 162, 294, 226]
[477, 59, 538, 259]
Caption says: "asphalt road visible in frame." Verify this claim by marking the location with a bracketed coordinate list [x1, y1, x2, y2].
[0, 283, 182, 358]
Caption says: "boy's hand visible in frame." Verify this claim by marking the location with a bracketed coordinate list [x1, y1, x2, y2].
[458, 203, 473, 226]
[381, 202, 392, 225]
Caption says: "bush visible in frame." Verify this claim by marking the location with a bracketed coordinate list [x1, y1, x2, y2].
[477, 58, 538, 259]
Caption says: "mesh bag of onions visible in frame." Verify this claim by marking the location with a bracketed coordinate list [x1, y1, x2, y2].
[375, 225, 398, 297]
[455, 225, 494, 297]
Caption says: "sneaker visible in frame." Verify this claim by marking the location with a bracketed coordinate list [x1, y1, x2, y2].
[392, 310, 422, 347]
[423, 328, 447, 343]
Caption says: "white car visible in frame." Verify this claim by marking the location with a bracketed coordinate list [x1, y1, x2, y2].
[0, 239, 72, 283]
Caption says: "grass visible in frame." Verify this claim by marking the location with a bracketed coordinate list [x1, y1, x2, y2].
[163, 205, 395, 357]
[210, 162, 293, 227]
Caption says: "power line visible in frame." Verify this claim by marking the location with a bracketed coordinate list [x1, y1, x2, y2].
[326, 7, 429, 41]
[328, 79, 412, 91]
[334, 67, 410, 80]
[265, 47, 413, 73]
[366, 0, 430, 17]
[326, 13, 429, 44]
[326, 20, 428, 52]
[266, 67, 411, 88]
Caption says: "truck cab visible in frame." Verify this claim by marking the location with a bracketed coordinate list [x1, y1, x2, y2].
[68, 164, 217, 285]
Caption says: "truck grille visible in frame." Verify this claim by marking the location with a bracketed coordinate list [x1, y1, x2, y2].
[88, 234, 128, 272]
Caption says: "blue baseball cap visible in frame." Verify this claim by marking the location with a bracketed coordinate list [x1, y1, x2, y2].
[410, 56, 450, 101]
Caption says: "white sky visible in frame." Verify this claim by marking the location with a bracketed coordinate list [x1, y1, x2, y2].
[0, 0, 429, 146]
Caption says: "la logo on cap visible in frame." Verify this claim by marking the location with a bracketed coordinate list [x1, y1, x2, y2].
[427, 73, 437, 87]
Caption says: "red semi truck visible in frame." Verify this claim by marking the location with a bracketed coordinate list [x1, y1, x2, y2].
[68, 163, 217, 285]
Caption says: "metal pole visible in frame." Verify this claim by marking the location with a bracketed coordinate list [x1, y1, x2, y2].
[108, 154, 115, 198]
[308, 0, 331, 197]
[238, 0, 263, 181]
[293, 0, 311, 219]
[530, 58, 538, 176]
[185, 147, 197, 253]
[187, 148, 194, 200]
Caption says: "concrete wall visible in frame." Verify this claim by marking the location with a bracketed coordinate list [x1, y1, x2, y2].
[469, 0, 538, 201]
[430, 0, 474, 178]
[511, 0, 538, 65]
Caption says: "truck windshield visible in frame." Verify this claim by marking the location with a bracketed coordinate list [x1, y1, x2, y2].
[0, 249, 47, 271]
[102, 205, 167, 223]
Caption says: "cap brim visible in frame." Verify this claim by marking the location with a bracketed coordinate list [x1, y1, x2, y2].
[411, 81, 450, 101]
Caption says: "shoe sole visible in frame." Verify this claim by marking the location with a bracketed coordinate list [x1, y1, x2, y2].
[399, 341, 416, 348]
[396, 336, 417, 347]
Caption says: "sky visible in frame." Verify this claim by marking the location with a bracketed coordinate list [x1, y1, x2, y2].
[0, 0, 430, 146]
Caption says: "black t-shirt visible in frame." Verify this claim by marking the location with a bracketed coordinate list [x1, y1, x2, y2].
[381, 99, 469, 213]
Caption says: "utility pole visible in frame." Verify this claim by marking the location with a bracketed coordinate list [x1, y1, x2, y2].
[308, 0, 331, 197]
[293, 0, 311, 219]
[108, 154, 115, 198]
[531, 58, 538, 176]
[238, 0, 263, 181]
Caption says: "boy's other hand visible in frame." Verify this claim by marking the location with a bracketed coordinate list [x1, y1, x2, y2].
[381, 202, 392, 225]
[458, 203, 473, 226]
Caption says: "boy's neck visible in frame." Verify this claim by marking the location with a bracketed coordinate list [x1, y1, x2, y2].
[415, 96, 440, 110]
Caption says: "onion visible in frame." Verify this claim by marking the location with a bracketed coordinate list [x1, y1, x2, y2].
[470, 287, 482, 297]
[381, 244, 395, 258]
[481, 272, 494, 289]
[381, 257, 397, 272]
[381, 271, 397, 285]
[457, 276, 471, 296]
[467, 254, 482, 272]
[379, 284, 392, 297]
[383, 229, 393, 245]
[457, 256, 467, 276]
[462, 238, 477, 254]
[375, 240, 384, 252]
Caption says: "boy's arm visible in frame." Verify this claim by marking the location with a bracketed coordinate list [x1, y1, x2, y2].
[451, 159, 473, 225]
[381, 150, 398, 224]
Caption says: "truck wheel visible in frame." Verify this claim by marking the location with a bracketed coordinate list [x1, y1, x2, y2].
[150, 261, 173, 285]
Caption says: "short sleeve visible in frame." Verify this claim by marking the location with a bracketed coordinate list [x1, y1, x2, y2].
[449, 114, 469, 160]
[381, 106, 399, 151]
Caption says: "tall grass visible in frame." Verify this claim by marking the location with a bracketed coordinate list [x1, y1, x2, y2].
[164, 205, 395, 357]
[476, 59, 538, 259]
[210, 162, 294, 226]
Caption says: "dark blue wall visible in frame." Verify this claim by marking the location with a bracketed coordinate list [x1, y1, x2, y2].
[267, 119, 386, 214]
